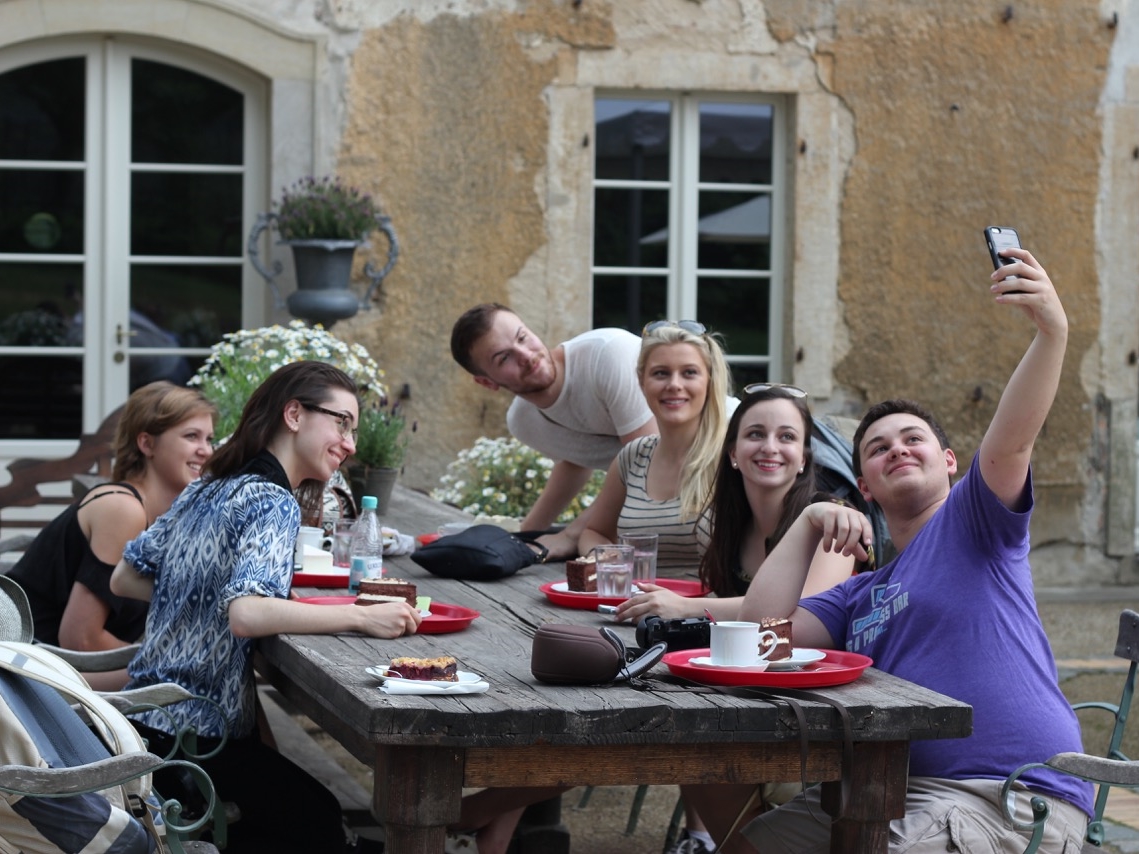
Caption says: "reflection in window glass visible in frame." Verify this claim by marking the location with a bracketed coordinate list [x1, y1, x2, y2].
[131, 173, 243, 256]
[0, 171, 84, 254]
[0, 58, 85, 161]
[696, 192, 771, 270]
[0, 263, 83, 346]
[592, 274, 667, 332]
[592, 187, 670, 269]
[132, 60, 243, 165]
[0, 355, 82, 438]
[131, 264, 241, 344]
[699, 103, 773, 185]
[697, 276, 770, 357]
[594, 99, 671, 182]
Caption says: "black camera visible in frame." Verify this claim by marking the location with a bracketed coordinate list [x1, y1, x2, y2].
[635, 615, 712, 651]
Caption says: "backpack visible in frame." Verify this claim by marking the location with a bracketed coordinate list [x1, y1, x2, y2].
[811, 416, 895, 570]
[0, 641, 215, 854]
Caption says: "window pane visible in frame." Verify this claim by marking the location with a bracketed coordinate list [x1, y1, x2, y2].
[696, 192, 771, 270]
[592, 273, 667, 332]
[730, 364, 770, 390]
[132, 60, 243, 165]
[0, 170, 84, 254]
[0, 263, 82, 345]
[595, 99, 671, 181]
[0, 58, 85, 161]
[697, 276, 770, 357]
[131, 173, 243, 256]
[131, 264, 241, 342]
[699, 103, 773, 185]
[0, 355, 82, 438]
[593, 187, 669, 268]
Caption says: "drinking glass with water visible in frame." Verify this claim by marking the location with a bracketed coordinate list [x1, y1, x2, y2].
[619, 532, 658, 586]
[592, 544, 634, 598]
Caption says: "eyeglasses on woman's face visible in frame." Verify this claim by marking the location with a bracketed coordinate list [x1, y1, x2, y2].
[641, 320, 707, 337]
[302, 403, 358, 441]
[742, 382, 808, 399]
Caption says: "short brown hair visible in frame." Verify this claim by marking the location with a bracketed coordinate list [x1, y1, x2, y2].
[450, 303, 512, 375]
[851, 399, 950, 479]
[113, 382, 218, 481]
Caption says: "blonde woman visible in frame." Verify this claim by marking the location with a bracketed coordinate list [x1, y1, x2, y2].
[577, 319, 731, 573]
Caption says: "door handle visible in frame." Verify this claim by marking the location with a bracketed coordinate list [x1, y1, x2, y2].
[115, 324, 138, 345]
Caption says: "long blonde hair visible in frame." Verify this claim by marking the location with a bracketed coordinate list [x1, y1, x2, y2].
[636, 324, 731, 520]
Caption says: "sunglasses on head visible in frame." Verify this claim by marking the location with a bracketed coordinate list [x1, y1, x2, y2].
[642, 320, 707, 337]
[742, 382, 809, 399]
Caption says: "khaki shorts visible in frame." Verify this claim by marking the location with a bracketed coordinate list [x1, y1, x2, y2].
[741, 777, 1088, 854]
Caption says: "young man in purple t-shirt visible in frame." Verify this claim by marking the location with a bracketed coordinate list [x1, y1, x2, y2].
[684, 246, 1090, 853]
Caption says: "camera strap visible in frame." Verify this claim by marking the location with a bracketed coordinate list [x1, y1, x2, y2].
[636, 675, 854, 831]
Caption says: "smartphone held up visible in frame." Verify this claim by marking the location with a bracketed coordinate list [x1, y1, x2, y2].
[984, 225, 1024, 292]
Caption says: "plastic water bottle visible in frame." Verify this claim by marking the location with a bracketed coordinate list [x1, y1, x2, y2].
[348, 495, 384, 593]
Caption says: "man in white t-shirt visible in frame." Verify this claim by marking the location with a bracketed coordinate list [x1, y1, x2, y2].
[450, 303, 657, 558]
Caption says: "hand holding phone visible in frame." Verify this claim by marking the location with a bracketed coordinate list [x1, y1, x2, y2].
[983, 226, 1024, 291]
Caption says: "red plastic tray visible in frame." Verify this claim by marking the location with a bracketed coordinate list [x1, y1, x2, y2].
[294, 598, 480, 634]
[292, 570, 350, 588]
[539, 578, 707, 610]
[661, 648, 873, 688]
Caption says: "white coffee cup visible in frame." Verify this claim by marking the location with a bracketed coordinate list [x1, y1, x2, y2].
[709, 622, 781, 666]
[294, 525, 324, 568]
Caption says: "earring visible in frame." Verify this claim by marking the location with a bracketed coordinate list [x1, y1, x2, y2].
[798, 466, 804, 474]
[731, 460, 738, 469]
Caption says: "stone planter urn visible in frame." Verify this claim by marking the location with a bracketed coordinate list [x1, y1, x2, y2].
[246, 213, 400, 327]
[349, 465, 399, 516]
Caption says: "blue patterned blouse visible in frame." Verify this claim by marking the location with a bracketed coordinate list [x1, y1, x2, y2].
[123, 452, 298, 740]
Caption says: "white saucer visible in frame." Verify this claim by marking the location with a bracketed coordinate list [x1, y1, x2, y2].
[552, 581, 644, 595]
[688, 657, 771, 672]
[365, 668, 490, 695]
[764, 649, 827, 670]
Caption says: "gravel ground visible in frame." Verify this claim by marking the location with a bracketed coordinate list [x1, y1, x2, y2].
[305, 590, 1139, 853]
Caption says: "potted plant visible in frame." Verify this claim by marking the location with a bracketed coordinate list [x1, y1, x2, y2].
[247, 175, 400, 327]
[349, 400, 412, 515]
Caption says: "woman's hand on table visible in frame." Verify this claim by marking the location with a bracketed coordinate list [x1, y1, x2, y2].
[356, 601, 422, 638]
[614, 583, 698, 623]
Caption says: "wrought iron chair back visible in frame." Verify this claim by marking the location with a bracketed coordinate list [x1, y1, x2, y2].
[1002, 608, 1139, 853]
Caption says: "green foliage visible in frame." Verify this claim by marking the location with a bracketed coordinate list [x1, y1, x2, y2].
[353, 401, 411, 470]
[189, 320, 387, 439]
[432, 436, 606, 523]
[274, 175, 381, 242]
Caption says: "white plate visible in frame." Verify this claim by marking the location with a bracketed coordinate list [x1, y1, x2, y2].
[688, 657, 771, 672]
[764, 649, 828, 670]
[551, 581, 643, 595]
[365, 667, 490, 695]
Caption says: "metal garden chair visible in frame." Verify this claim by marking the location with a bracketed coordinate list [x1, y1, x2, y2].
[1002, 608, 1138, 853]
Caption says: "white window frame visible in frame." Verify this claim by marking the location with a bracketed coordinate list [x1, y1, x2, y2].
[592, 92, 788, 380]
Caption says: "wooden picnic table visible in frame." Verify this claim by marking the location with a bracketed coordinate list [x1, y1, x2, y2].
[259, 484, 973, 854]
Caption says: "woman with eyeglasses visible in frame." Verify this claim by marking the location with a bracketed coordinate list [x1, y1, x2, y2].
[7, 381, 216, 688]
[111, 361, 418, 853]
[614, 384, 859, 626]
[575, 319, 731, 572]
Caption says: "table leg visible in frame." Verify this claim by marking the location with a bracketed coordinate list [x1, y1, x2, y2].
[374, 745, 464, 854]
[823, 741, 909, 854]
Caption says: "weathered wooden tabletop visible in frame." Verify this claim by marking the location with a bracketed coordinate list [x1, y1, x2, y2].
[258, 484, 972, 854]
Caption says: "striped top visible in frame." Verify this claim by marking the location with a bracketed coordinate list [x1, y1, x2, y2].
[616, 435, 711, 579]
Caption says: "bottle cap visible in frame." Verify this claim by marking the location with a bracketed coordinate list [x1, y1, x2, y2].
[361, 495, 378, 510]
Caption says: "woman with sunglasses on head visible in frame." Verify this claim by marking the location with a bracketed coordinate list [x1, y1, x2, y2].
[8, 381, 216, 688]
[576, 319, 731, 571]
[111, 361, 419, 853]
[615, 384, 860, 626]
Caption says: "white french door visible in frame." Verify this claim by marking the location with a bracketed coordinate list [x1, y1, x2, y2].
[0, 35, 265, 443]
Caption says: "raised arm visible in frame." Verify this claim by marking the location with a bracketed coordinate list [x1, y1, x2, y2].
[978, 247, 1068, 508]
[521, 460, 592, 532]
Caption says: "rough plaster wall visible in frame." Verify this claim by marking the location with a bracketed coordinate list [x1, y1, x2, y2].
[332, 5, 615, 493]
[823, 0, 1113, 555]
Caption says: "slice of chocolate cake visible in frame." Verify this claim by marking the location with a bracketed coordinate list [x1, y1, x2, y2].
[388, 656, 459, 682]
[758, 617, 793, 661]
[565, 554, 597, 592]
[356, 577, 417, 607]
